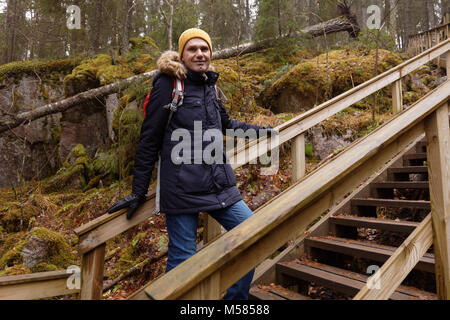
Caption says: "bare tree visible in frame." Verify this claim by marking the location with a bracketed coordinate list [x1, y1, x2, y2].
[160, 0, 174, 51]
[122, 0, 134, 54]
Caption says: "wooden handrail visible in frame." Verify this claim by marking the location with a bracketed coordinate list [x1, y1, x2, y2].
[0, 270, 79, 300]
[76, 38, 450, 300]
[134, 82, 449, 300]
[408, 21, 450, 38]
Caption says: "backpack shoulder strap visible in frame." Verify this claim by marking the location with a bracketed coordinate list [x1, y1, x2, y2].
[164, 77, 184, 113]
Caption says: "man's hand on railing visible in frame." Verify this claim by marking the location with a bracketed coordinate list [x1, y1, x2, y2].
[107, 193, 146, 220]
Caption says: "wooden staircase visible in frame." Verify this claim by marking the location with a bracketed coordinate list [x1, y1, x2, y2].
[250, 139, 438, 300]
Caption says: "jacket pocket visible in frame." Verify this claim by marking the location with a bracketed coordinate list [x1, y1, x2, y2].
[176, 163, 213, 194]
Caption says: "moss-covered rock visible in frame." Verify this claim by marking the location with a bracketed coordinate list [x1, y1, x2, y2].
[0, 227, 75, 272]
[42, 144, 94, 193]
[0, 58, 81, 82]
[260, 48, 403, 113]
[63, 54, 135, 96]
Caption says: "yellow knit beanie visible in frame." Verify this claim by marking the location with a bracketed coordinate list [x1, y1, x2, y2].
[178, 28, 213, 58]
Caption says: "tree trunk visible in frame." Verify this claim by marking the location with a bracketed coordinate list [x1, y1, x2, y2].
[92, 0, 103, 53]
[426, 0, 436, 28]
[122, 0, 133, 54]
[167, 1, 174, 51]
[8, 0, 17, 63]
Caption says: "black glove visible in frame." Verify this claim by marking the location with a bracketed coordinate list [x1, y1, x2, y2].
[107, 193, 146, 220]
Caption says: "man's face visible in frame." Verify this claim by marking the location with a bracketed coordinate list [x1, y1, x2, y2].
[181, 38, 211, 74]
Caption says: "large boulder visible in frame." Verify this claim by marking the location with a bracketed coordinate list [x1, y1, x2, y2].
[260, 49, 403, 114]
[0, 227, 76, 273]
[0, 73, 67, 188]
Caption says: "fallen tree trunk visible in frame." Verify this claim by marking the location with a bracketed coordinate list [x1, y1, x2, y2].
[0, 12, 359, 135]
[213, 15, 359, 60]
[0, 70, 157, 134]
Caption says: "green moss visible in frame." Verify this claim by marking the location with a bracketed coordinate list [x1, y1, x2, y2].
[33, 262, 59, 272]
[51, 124, 62, 145]
[27, 227, 76, 270]
[0, 58, 81, 82]
[261, 49, 403, 112]
[0, 264, 31, 276]
[0, 238, 27, 269]
[107, 232, 148, 279]
[63, 54, 135, 96]
[42, 144, 95, 193]
[129, 36, 159, 53]
[0, 202, 39, 233]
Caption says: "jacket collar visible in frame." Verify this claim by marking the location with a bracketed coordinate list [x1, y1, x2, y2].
[186, 69, 219, 85]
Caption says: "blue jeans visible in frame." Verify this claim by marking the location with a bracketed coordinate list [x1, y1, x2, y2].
[165, 200, 255, 300]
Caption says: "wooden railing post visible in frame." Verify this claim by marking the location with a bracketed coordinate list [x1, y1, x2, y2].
[80, 244, 106, 300]
[203, 215, 222, 245]
[424, 102, 450, 300]
[291, 134, 306, 183]
[392, 79, 403, 115]
[446, 49, 450, 76]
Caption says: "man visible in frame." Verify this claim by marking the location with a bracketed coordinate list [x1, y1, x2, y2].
[108, 28, 276, 300]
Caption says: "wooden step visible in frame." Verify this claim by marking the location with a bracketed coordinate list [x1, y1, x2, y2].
[403, 153, 427, 160]
[388, 166, 428, 175]
[330, 215, 420, 233]
[352, 198, 430, 209]
[387, 166, 428, 181]
[276, 260, 436, 300]
[371, 181, 429, 189]
[249, 284, 310, 300]
[305, 236, 435, 273]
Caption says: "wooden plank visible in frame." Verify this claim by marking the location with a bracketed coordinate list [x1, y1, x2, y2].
[330, 216, 420, 233]
[249, 288, 286, 300]
[425, 103, 450, 299]
[203, 215, 223, 245]
[269, 287, 310, 300]
[180, 272, 220, 300]
[74, 191, 156, 236]
[291, 133, 306, 183]
[77, 196, 157, 254]
[142, 107, 428, 300]
[276, 261, 431, 300]
[371, 181, 429, 189]
[305, 236, 434, 273]
[351, 198, 431, 209]
[388, 166, 428, 174]
[0, 270, 70, 286]
[403, 153, 427, 160]
[0, 277, 79, 300]
[354, 214, 434, 300]
[80, 244, 106, 300]
[392, 79, 403, 115]
[447, 52, 450, 76]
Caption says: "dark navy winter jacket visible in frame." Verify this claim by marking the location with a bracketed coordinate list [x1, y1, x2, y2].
[132, 68, 264, 215]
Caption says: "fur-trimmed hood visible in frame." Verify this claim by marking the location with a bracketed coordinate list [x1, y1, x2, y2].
[156, 50, 215, 80]
[157, 51, 187, 80]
